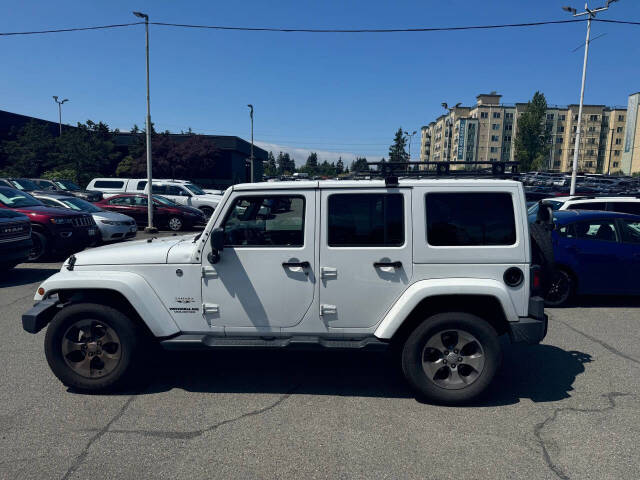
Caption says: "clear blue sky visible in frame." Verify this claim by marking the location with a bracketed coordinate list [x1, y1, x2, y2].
[1, 0, 639, 165]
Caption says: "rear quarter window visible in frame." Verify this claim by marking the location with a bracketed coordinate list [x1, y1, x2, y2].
[94, 180, 124, 189]
[426, 192, 516, 246]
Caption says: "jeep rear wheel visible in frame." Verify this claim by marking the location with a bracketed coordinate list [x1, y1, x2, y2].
[401, 312, 501, 405]
[44, 303, 144, 391]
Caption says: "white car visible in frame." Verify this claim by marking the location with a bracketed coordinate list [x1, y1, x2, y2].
[86, 178, 222, 218]
[23, 176, 550, 405]
[34, 193, 137, 243]
[528, 195, 640, 217]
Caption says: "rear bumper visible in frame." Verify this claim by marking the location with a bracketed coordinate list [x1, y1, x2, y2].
[508, 296, 548, 344]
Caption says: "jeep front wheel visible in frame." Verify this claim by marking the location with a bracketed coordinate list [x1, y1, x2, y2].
[401, 312, 501, 405]
[44, 303, 144, 391]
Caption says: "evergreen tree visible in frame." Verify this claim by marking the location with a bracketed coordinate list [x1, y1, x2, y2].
[305, 152, 318, 175]
[388, 128, 409, 164]
[276, 151, 286, 175]
[264, 151, 277, 176]
[336, 157, 344, 174]
[351, 157, 369, 172]
[514, 91, 550, 171]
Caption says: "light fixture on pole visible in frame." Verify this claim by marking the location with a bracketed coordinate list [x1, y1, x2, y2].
[405, 130, 417, 161]
[52, 96, 68, 136]
[132, 11, 156, 232]
[563, 0, 620, 195]
[247, 104, 254, 182]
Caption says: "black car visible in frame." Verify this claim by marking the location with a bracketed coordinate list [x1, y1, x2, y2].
[30, 178, 102, 202]
[0, 209, 32, 270]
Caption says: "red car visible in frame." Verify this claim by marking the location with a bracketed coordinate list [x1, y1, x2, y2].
[0, 186, 98, 261]
[95, 194, 206, 231]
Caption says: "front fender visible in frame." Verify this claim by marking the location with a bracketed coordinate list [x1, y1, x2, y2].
[33, 270, 180, 337]
[374, 278, 519, 339]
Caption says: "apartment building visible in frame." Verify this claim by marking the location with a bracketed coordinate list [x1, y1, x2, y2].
[420, 92, 635, 174]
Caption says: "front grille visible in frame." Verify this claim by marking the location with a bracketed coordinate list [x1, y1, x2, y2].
[71, 215, 96, 227]
[0, 221, 31, 242]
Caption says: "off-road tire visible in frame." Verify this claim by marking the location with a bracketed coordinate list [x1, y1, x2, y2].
[401, 312, 501, 405]
[44, 303, 145, 392]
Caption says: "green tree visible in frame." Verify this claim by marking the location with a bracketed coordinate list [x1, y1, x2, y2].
[277, 152, 295, 175]
[115, 155, 137, 177]
[514, 91, 550, 171]
[305, 152, 318, 175]
[1, 120, 57, 176]
[264, 151, 277, 176]
[336, 157, 344, 174]
[351, 157, 369, 172]
[388, 128, 409, 164]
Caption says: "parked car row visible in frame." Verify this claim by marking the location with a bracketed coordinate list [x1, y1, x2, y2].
[0, 177, 103, 202]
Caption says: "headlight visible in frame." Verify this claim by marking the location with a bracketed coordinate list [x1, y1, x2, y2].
[100, 220, 117, 225]
[50, 217, 73, 224]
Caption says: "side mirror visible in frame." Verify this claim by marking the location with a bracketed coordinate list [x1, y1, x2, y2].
[211, 227, 225, 252]
[536, 201, 555, 229]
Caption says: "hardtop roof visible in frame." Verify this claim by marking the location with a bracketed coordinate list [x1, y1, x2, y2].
[232, 178, 521, 191]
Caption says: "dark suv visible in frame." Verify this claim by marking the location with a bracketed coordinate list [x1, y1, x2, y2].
[31, 179, 103, 202]
[0, 209, 32, 270]
[0, 186, 98, 261]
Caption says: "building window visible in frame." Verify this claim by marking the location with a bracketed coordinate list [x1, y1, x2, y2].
[505, 112, 514, 119]
[480, 112, 488, 119]
[588, 126, 596, 132]
[617, 126, 623, 133]
[504, 124, 513, 131]
[616, 138, 622, 145]
[493, 112, 501, 119]
[573, 114, 579, 121]
[558, 149, 563, 155]
[490, 147, 498, 153]
[558, 126, 565, 133]
[490, 157, 498, 162]
[328, 194, 404, 247]
[587, 150, 595, 156]
[492, 123, 500, 130]
[613, 162, 619, 167]
[618, 115, 625, 122]
[556, 137, 563, 143]
[554, 161, 561, 167]
[547, 114, 555, 120]
[425, 193, 516, 246]
[491, 135, 499, 142]
[559, 114, 566, 121]
[504, 135, 512, 142]
[585, 161, 594, 168]
[614, 150, 621, 156]
[589, 115, 599, 121]
[572, 126, 578, 133]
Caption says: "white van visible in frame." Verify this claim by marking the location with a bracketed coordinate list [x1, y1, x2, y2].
[87, 178, 223, 217]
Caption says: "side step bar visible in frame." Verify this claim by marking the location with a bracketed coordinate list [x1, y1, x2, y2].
[160, 334, 389, 351]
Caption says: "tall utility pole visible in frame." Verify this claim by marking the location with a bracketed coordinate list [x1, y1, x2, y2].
[247, 104, 254, 182]
[52, 96, 68, 136]
[563, 0, 620, 195]
[133, 11, 156, 232]
[404, 130, 417, 160]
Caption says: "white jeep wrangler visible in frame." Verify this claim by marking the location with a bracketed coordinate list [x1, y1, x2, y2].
[23, 177, 550, 404]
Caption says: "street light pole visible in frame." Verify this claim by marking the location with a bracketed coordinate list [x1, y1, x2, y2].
[133, 11, 156, 232]
[52, 96, 68, 136]
[563, 0, 620, 195]
[247, 104, 254, 182]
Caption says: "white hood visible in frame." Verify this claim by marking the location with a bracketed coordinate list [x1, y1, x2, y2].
[70, 235, 195, 266]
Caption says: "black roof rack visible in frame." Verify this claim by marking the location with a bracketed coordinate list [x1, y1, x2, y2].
[358, 161, 519, 187]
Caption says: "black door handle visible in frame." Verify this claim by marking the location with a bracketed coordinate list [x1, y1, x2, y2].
[282, 261, 310, 269]
[374, 261, 402, 269]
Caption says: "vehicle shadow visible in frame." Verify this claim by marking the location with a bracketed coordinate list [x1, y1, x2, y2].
[88, 340, 591, 406]
[567, 295, 640, 308]
[0, 267, 59, 287]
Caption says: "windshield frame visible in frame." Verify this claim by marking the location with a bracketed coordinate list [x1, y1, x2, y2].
[0, 188, 45, 208]
[53, 180, 82, 191]
[58, 197, 102, 212]
[10, 178, 40, 191]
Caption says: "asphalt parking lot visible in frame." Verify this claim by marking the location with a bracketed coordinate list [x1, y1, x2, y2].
[1, 237, 639, 479]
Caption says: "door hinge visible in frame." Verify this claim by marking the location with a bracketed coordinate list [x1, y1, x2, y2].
[202, 266, 218, 278]
[320, 267, 337, 279]
[320, 304, 337, 315]
[202, 303, 219, 314]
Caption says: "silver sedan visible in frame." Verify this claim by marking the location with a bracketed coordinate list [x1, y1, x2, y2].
[33, 194, 137, 243]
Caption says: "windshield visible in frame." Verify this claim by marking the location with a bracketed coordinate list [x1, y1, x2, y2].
[185, 183, 206, 195]
[59, 197, 101, 213]
[0, 188, 44, 207]
[153, 195, 177, 206]
[10, 178, 40, 191]
[54, 180, 82, 191]
[528, 200, 563, 215]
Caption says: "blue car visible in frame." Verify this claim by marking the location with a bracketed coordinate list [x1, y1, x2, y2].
[545, 210, 640, 306]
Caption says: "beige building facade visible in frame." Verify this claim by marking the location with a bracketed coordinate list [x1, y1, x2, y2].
[420, 92, 638, 174]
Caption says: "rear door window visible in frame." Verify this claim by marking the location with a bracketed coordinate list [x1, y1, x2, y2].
[608, 202, 640, 215]
[426, 192, 516, 246]
[574, 219, 619, 242]
[618, 219, 640, 244]
[327, 193, 404, 247]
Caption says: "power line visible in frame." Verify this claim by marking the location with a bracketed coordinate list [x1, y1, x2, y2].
[0, 22, 143, 36]
[0, 18, 593, 37]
